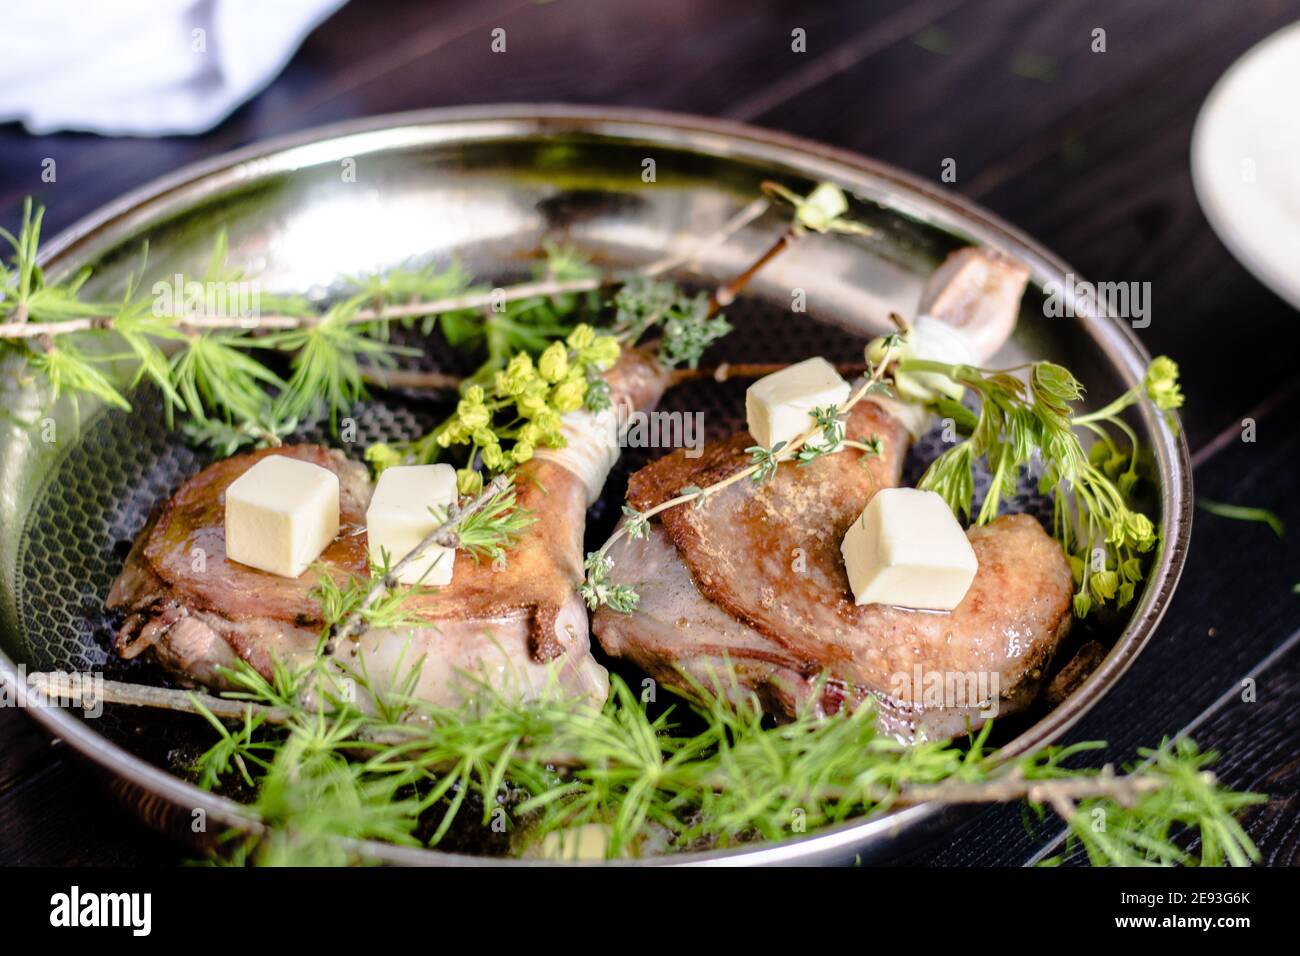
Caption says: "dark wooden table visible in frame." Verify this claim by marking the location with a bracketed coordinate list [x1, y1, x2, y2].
[2, 0, 1298, 866]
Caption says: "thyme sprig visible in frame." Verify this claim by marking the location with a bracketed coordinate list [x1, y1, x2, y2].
[326, 474, 520, 650]
[581, 337, 900, 612]
[610, 279, 734, 370]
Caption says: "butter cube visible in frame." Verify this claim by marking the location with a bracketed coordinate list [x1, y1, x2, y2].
[366, 464, 458, 586]
[840, 488, 978, 611]
[225, 455, 340, 578]
[746, 357, 850, 450]
[532, 823, 613, 861]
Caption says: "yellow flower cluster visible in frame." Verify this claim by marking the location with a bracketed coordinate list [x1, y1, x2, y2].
[435, 324, 620, 494]
[1143, 356, 1183, 411]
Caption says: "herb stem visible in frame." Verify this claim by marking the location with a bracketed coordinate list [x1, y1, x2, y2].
[0, 199, 772, 343]
[22, 671, 1180, 814]
[326, 474, 512, 651]
[668, 360, 866, 386]
[25, 672, 290, 724]
[1071, 391, 1139, 426]
[706, 228, 796, 315]
[357, 361, 871, 396]
[636, 196, 770, 280]
[888, 765, 1169, 808]
[358, 366, 463, 391]
[590, 342, 897, 576]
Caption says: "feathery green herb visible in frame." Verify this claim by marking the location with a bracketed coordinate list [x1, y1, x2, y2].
[899, 351, 1182, 617]
[187, 651, 1262, 865]
[1040, 738, 1263, 867]
[433, 481, 536, 564]
[310, 551, 439, 637]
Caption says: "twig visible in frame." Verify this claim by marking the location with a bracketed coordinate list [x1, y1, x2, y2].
[635, 196, 770, 278]
[0, 283, 602, 338]
[0, 199, 771, 342]
[669, 361, 866, 386]
[20, 669, 1175, 817]
[0, 312, 304, 338]
[359, 361, 868, 394]
[326, 474, 512, 651]
[25, 671, 292, 723]
[893, 766, 1168, 808]
[359, 367, 463, 391]
[706, 228, 797, 315]
[21, 671, 580, 756]
[688, 762, 1171, 814]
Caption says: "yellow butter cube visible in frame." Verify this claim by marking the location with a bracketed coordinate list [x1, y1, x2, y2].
[225, 455, 340, 578]
[745, 356, 850, 451]
[366, 464, 458, 586]
[841, 488, 978, 611]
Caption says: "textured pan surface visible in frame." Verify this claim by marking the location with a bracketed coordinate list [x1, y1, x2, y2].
[0, 105, 1190, 866]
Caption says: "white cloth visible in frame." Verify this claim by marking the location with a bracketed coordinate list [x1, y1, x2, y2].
[0, 0, 347, 136]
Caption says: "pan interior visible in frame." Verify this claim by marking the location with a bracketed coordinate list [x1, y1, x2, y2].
[0, 116, 1151, 861]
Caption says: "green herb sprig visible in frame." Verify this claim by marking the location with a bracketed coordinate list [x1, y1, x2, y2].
[610, 277, 734, 370]
[904, 354, 1183, 616]
[27, 661, 1261, 865]
[325, 474, 528, 650]
[582, 336, 899, 612]
[310, 551, 439, 638]
[433, 480, 536, 564]
[180, 652, 1261, 866]
[0, 198, 484, 444]
[1040, 737, 1264, 867]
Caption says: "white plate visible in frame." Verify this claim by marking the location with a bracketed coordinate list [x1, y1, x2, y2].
[1192, 20, 1300, 310]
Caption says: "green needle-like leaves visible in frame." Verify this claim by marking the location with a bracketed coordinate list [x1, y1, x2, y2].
[189, 652, 1262, 866]
[264, 310, 417, 428]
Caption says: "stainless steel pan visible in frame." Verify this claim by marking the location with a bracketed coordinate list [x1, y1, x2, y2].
[0, 105, 1190, 865]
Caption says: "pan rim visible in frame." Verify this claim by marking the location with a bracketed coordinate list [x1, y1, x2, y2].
[2, 103, 1192, 866]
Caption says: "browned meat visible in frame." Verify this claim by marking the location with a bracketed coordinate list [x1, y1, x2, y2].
[596, 417, 1073, 737]
[110, 347, 671, 708]
[625, 401, 911, 673]
[592, 247, 1074, 737]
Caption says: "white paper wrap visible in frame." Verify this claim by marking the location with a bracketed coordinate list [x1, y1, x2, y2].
[534, 407, 623, 506]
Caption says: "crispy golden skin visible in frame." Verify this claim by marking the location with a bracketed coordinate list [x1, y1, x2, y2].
[598, 398, 1074, 734]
